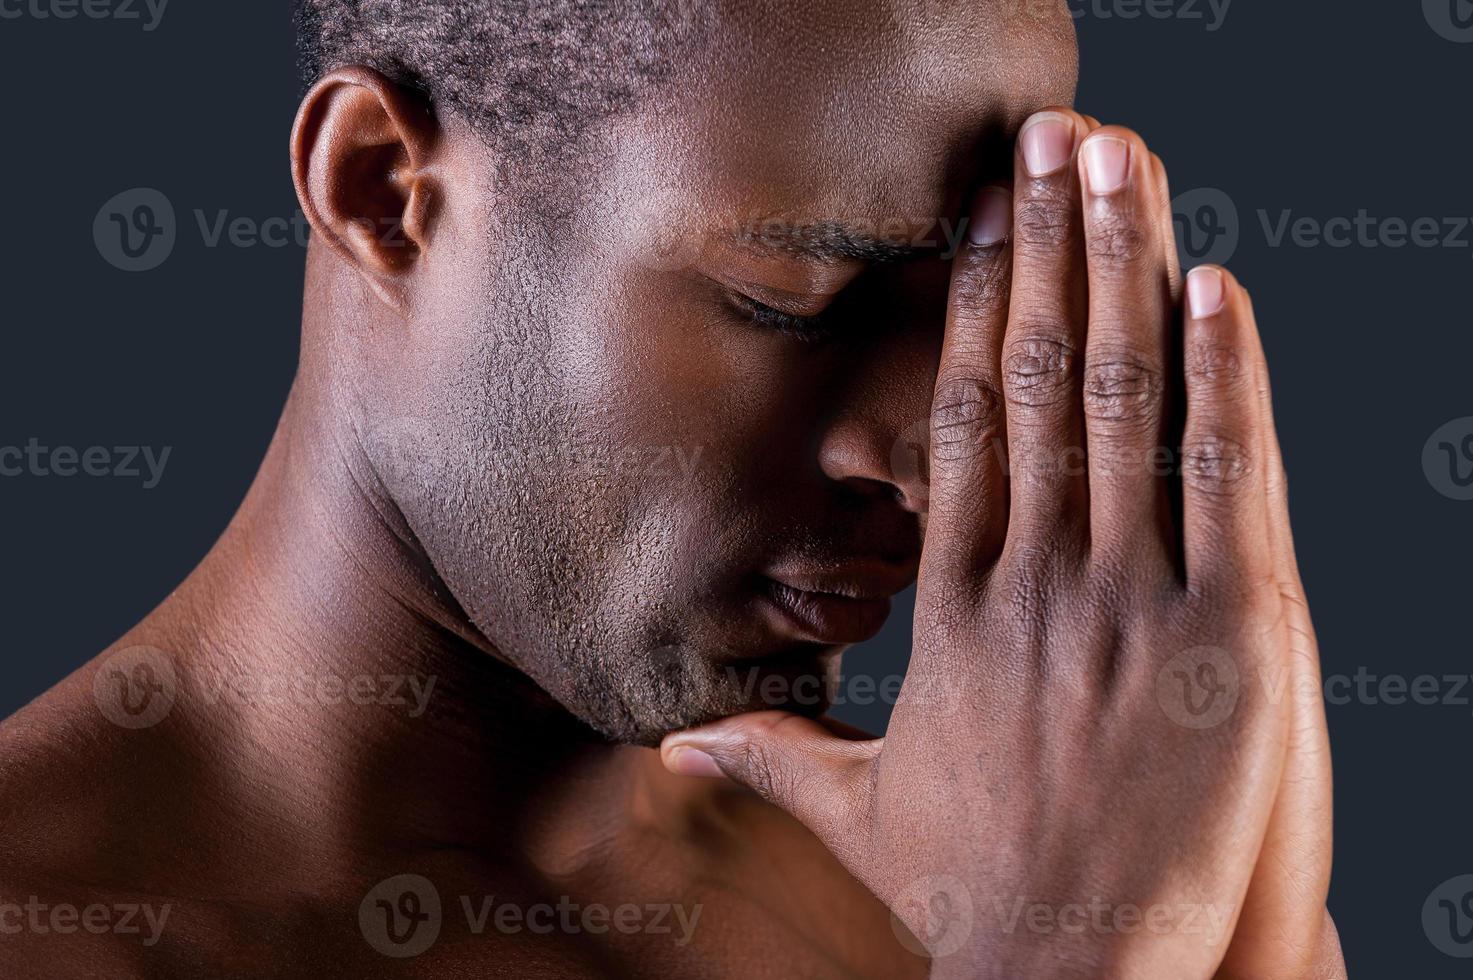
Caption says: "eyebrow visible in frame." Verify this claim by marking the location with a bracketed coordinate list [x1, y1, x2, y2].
[731, 220, 928, 264]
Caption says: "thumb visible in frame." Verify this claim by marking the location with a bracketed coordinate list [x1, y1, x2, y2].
[660, 711, 879, 845]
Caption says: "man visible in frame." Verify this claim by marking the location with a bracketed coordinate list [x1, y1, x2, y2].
[0, 0, 1343, 976]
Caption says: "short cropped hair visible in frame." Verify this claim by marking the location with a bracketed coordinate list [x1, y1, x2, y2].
[294, 0, 707, 159]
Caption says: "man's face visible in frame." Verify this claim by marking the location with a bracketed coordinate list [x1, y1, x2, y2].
[369, 0, 1078, 744]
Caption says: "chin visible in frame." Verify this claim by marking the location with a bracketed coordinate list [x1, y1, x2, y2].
[584, 651, 841, 748]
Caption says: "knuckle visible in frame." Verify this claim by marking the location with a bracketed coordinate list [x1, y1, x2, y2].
[1186, 341, 1246, 392]
[914, 579, 985, 655]
[1004, 580, 1050, 642]
[1084, 551, 1144, 602]
[1005, 547, 1053, 602]
[995, 536, 1075, 636]
[1086, 216, 1150, 265]
[1181, 434, 1254, 495]
[1184, 575, 1277, 627]
[1083, 348, 1164, 427]
[1013, 188, 1079, 253]
[991, 568, 1049, 640]
[1003, 331, 1079, 408]
[737, 737, 789, 804]
[931, 375, 1006, 463]
[951, 253, 1011, 322]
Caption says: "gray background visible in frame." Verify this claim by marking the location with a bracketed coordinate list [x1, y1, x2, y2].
[1, 2, 1470, 974]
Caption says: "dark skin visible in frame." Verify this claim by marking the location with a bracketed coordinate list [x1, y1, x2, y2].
[0, 2, 1343, 977]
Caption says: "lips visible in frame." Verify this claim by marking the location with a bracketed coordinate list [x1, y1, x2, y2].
[759, 562, 915, 645]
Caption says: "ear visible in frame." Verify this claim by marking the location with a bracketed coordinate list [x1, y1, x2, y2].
[291, 66, 439, 312]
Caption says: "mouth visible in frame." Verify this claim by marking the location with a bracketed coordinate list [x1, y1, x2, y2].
[757, 564, 913, 646]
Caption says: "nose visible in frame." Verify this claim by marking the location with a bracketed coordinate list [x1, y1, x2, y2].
[816, 339, 937, 516]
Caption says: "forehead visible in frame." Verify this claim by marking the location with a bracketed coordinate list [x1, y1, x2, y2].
[595, 0, 1078, 241]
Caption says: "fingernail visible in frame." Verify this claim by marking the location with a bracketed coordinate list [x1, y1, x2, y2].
[1187, 266, 1226, 319]
[668, 746, 725, 779]
[1082, 136, 1131, 195]
[1020, 112, 1076, 177]
[968, 186, 1012, 246]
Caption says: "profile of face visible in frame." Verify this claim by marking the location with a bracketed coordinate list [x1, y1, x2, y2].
[344, 1, 1079, 744]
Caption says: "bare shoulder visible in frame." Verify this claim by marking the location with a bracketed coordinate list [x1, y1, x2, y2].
[0, 674, 134, 876]
[0, 634, 227, 861]
[0, 677, 184, 978]
[0, 682, 352, 978]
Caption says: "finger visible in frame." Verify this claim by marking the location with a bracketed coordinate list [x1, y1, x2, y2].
[1076, 127, 1176, 564]
[1180, 265, 1273, 591]
[924, 184, 1014, 582]
[1151, 154, 1183, 303]
[1003, 108, 1092, 540]
[661, 712, 878, 848]
[1215, 291, 1335, 980]
[1244, 295, 1308, 596]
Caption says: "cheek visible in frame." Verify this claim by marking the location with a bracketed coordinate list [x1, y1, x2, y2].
[565, 269, 818, 482]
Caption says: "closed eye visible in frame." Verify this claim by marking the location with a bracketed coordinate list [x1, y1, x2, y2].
[725, 290, 836, 342]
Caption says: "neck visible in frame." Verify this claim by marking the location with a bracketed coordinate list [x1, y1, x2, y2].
[127, 349, 672, 879]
